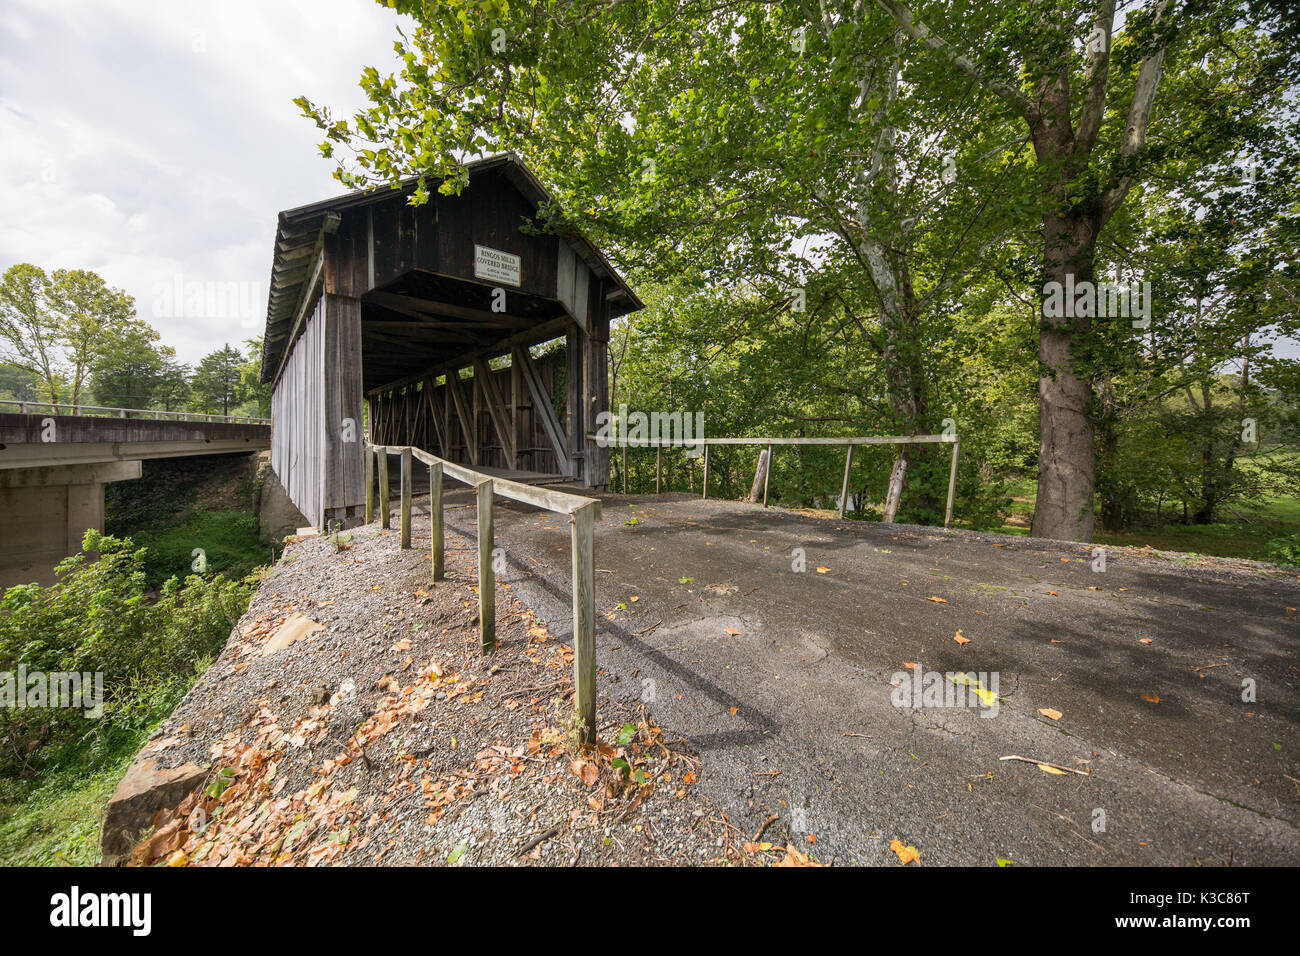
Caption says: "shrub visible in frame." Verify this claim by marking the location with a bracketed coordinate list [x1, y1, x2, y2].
[1265, 534, 1300, 567]
[0, 530, 253, 779]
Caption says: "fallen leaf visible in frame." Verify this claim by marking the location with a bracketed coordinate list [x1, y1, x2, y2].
[569, 759, 599, 787]
[950, 672, 998, 706]
[903, 661, 917, 669]
[1038, 708, 1063, 721]
[889, 839, 921, 864]
[1139, 638, 1153, 644]
[743, 842, 774, 852]
[1142, 693, 1161, 703]
[724, 628, 741, 636]
[927, 596, 948, 603]
[1037, 763, 1067, 775]
[954, 631, 970, 646]
[776, 844, 824, 866]
[996, 857, 1014, 867]
[816, 567, 830, 574]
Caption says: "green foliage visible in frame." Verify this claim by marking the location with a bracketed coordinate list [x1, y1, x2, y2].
[0, 752, 132, 866]
[125, 510, 271, 589]
[1265, 534, 1300, 566]
[189, 342, 245, 415]
[89, 322, 175, 409]
[0, 263, 136, 407]
[0, 530, 253, 782]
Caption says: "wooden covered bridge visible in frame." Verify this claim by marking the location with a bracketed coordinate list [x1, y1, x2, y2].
[260, 153, 642, 529]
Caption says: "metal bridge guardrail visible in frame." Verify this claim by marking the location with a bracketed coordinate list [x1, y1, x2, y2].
[0, 399, 269, 425]
[592, 432, 962, 527]
[365, 440, 601, 745]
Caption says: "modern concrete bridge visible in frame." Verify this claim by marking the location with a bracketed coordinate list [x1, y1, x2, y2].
[0, 402, 270, 587]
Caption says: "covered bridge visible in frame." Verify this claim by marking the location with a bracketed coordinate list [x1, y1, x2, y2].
[260, 153, 642, 528]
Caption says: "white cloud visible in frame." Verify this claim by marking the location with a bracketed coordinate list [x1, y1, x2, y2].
[0, 0, 404, 363]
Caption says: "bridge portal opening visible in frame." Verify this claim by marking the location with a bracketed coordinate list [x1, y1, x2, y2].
[259, 154, 642, 529]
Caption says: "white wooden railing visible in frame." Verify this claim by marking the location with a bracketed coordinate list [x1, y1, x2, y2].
[596, 432, 962, 526]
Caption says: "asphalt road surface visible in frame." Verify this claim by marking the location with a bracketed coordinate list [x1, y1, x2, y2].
[438, 490, 1299, 866]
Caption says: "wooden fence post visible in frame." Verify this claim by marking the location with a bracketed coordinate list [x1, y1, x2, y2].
[945, 438, 961, 528]
[365, 445, 375, 524]
[430, 461, 444, 580]
[838, 444, 854, 518]
[570, 500, 597, 745]
[378, 450, 390, 529]
[476, 478, 496, 652]
[762, 444, 773, 507]
[400, 447, 412, 548]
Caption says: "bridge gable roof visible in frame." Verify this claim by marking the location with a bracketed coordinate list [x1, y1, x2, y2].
[260, 153, 641, 385]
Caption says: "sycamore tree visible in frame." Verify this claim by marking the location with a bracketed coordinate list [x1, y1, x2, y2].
[869, 0, 1297, 539]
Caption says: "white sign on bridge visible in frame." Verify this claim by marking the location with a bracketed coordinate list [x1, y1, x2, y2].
[474, 245, 521, 286]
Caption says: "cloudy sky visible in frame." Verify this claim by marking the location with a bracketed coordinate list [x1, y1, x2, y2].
[0, 0, 404, 364]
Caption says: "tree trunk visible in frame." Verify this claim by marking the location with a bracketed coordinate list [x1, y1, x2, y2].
[1096, 381, 1124, 532]
[747, 449, 770, 503]
[1029, 146, 1100, 542]
[882, 455, 909, 522]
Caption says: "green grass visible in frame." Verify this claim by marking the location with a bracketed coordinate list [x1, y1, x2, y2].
[0, 747, 140, 866]
[127, 509, 278, 588]
[987, 479, 1300, 563]
[1095, 520, 1297, 562]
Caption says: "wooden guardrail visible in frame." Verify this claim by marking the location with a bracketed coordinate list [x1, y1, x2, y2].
[594, 433, 962, 527]
[365, 441, 602, 744]
[0, 399, 269, 425]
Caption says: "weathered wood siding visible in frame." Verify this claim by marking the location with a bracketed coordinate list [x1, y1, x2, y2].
[271, 293, 366, 526]
[271, 297, 325, 525]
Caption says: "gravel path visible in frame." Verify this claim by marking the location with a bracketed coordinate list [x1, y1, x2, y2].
[128, 514, 807, 866]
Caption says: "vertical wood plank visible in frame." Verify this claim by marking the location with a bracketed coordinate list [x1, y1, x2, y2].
[400, 446, 412, 548]
[365, 445, 374, 524]
[838, 444, 854, 518]
[476, 478, 496, 652]
[763, 444, 773, 507]
[702, 444, 710, 499]
[430, 461, 444, 580]
[570, 501, 597, 745]
[945, 439, 961, 528]
[378, 450, 390, 529]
